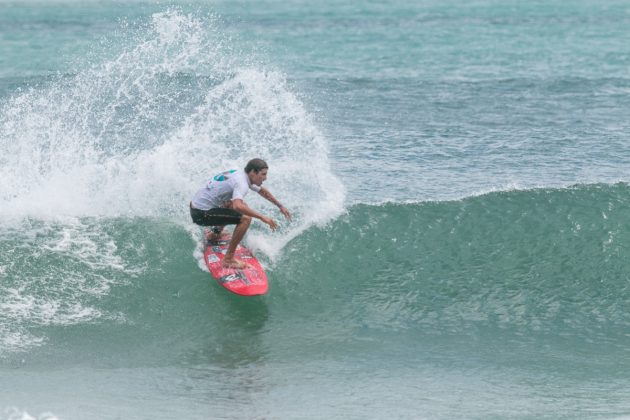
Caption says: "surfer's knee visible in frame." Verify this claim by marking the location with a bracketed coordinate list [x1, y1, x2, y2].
[240, 215, 252, 226]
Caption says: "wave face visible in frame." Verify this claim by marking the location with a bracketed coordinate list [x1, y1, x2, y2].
[3, 184, 629, 357]
[278, 183, 630, 340]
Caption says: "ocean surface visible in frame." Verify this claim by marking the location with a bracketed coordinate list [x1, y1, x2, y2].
[1, 0, 630, 418]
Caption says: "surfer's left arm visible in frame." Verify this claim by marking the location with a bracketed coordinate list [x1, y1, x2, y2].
[258, 187, 292, 221]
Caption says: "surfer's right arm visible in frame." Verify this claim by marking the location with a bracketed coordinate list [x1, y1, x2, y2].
[258, 187, 292, 221]
[231, 199, 278, 231]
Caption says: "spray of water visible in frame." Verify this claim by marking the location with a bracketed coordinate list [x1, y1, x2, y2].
[0, 9, 344, 226]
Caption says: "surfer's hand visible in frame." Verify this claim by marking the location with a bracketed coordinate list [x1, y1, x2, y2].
[280, 206, 292, 221]
[262, 216, 277, 231]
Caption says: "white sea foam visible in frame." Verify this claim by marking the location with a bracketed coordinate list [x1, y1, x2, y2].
[1, 408, 60, 420]
[0, 220, 133, 355]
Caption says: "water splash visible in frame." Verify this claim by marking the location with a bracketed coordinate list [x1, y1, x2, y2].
[0, 9, 344, 228]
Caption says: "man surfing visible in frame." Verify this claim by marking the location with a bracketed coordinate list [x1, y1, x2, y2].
[190, 158, 291, 269]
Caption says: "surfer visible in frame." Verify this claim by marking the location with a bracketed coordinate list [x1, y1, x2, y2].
[190, 158, 291, 269]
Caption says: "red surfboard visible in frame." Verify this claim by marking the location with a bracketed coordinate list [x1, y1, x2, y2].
[203, 231, 268, 296]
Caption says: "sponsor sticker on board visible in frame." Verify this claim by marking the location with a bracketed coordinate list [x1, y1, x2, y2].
[220, 272, 243, 283]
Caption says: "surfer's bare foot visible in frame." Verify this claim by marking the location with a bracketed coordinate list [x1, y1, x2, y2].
[222, 258, 248, 269]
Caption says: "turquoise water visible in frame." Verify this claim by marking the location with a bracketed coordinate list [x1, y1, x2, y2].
[1, 1, 630, 419]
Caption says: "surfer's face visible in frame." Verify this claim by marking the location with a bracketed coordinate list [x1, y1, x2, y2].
[249, 168, 268, 186]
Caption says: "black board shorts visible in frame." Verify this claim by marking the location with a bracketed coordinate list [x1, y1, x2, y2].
[190, 205, 243, 227]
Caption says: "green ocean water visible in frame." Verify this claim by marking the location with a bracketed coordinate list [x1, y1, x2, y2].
[1, 1, 630, 419]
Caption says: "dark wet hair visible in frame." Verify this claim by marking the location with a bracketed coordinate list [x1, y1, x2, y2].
[245, 158, 268, 173]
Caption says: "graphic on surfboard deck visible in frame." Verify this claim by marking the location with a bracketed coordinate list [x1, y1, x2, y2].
[204, 231, 268, 296]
